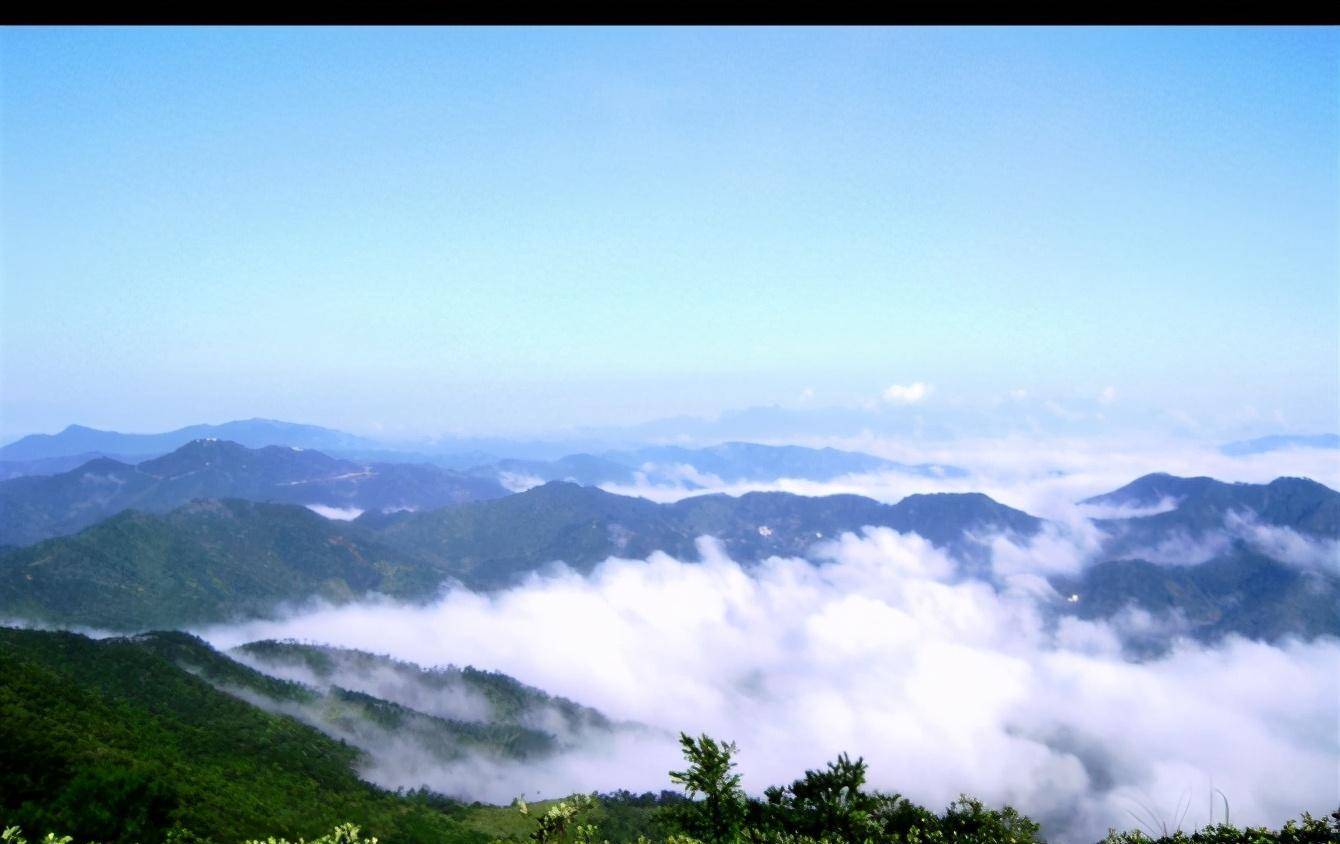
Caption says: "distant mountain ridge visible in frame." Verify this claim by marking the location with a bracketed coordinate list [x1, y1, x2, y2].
[0, 419, 383, 461]
[2, 420, 967, 489]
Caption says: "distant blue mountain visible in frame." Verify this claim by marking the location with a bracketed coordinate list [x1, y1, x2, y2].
[1219, 433, 1340, 456]
[0, 419, 383, 462]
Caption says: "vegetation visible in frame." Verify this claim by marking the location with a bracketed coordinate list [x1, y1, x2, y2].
[5, 722, 1334, 844]
[0, 627, 494, 844]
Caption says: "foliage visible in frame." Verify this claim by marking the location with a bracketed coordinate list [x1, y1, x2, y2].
[1097, 811, 1340, 844]
[668, 734, 747, 844]
[0, 628, 487, 844]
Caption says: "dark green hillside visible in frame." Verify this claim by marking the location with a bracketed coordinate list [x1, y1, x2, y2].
[0, 499, 444, 629]
[0, 627, 488, 844]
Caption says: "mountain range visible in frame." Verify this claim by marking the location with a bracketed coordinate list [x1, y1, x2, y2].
[1, 462, 1336, 642]
[0, 481, 1040, 628]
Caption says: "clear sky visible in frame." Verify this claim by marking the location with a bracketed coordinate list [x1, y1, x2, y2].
[2, 26, 1337, 440]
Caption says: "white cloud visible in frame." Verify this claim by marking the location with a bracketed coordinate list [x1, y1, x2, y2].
[305, 504, 364, 520]
[1098, 386, 1118, 405]
[883, 382, 931, 405]
[499, 472, 546, 493]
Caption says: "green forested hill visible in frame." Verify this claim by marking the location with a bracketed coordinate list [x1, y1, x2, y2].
[371, 482, 1040, 587]
[0, 483, 1041, 628]
[0, 627, 491, 844]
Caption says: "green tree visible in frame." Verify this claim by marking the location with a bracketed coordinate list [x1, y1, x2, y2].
[668, 734, 747, 844]
[758, 754, 882, 843]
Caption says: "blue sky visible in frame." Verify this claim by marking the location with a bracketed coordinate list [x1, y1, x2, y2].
[2, 26, 1336, 440]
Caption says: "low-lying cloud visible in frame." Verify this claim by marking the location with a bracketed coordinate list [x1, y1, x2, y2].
[199, 529, 1339, 843]
[306, 504, 365, 521]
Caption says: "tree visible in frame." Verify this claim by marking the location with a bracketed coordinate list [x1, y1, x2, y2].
[759, 754, 883, 843]
[668, 734, 747, 844]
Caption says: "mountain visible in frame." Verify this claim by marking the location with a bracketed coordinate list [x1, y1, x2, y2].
[1082, 474, 1340, 562]
[1219, 433, 1340, 456]
[0, 626, 495, 844]
[371, 481, 1039, 588]
[1081, 473, 1224, 511]
[0, 419, 384, 462]
[1055, 474, 1340, 644]
[0, 499, 448, 629]
[0, 439, 507, 547]
[470, 442, 966, 490]
[1052, 549, 1340, 644]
